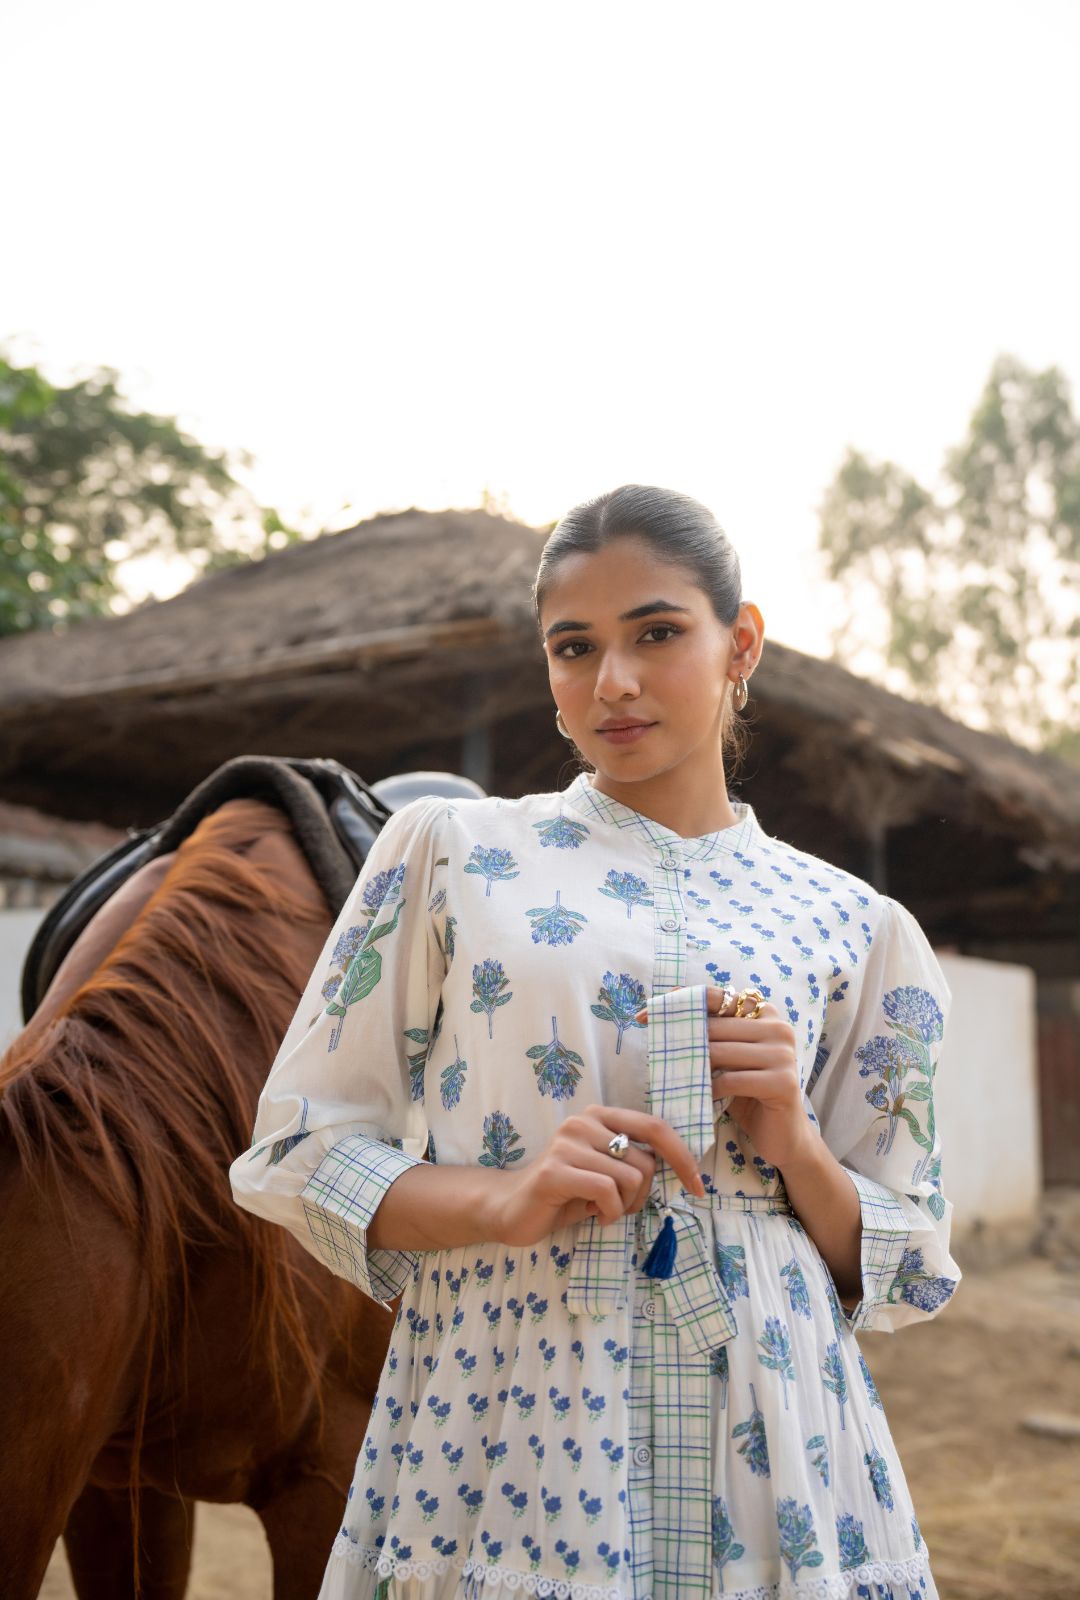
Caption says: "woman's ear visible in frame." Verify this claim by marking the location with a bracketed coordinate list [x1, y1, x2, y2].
[730, 602, 765, 675]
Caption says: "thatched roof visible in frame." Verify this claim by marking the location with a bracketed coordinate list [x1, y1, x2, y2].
[0, 507, 1076, 947]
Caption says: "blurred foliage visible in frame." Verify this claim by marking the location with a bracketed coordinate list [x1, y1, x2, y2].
[0, 350, 301, 637]
[819, 354, 1080, 760]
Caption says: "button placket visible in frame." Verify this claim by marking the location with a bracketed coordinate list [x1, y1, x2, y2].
[652, 842, 685, 992]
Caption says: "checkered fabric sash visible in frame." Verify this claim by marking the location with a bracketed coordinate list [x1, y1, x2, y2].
[565, 983, 737, 1356]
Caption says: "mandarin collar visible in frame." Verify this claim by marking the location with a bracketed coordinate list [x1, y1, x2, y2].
[560, 771, 761, 863]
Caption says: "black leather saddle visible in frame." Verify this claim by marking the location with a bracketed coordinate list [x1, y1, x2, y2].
[20, 754, 485, 1024]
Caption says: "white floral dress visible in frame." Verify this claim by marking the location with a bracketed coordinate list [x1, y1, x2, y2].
[230, 772, 961, 1600]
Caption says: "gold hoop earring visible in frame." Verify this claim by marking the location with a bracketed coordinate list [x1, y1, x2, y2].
[732, 673, 749, 712]
[555, 709, 573, 740]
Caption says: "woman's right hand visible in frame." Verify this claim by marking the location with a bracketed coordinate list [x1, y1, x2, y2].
[495, 1104, 706, 1247]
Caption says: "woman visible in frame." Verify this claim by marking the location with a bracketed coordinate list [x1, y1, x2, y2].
[230, 483, 960, 1600]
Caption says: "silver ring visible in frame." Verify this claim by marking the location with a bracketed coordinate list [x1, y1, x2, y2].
[607, 1132, 630, 1160]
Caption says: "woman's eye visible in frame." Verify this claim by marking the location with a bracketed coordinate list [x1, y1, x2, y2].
[554, 624, 682, 659]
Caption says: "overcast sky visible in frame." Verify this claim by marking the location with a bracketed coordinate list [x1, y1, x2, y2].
[5, 0, 1078, 660]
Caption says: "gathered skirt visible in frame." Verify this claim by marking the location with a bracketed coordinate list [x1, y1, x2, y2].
[318, 1191, 935, 1600]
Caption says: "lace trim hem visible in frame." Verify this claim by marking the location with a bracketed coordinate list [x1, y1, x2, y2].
[329, 1535, 931, 1599]
[330, 1535, 627, 1596]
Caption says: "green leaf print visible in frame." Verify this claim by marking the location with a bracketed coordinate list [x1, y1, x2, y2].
[324, 898, 406, 1052]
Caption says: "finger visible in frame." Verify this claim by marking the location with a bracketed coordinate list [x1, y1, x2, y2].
[705, 985, 740, 1014]
[564, 1139, 652, 1209]
[559, 1168, 627, 1226]
[586, 1106, 706, 1198]
[708, 1041, 792, 1067]
[710, 1068, 787, 1098]
[706, 1013, 783, 1042]
[637, 992, 781, 1024]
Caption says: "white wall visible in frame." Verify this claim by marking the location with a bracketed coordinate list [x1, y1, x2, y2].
[935, 952, 1041, 1237]
[0, 910, 46, 1050]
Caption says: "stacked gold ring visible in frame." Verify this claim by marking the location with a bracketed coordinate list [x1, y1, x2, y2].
[711, 985, 766, 1020]
[736, 979, 768, 1017]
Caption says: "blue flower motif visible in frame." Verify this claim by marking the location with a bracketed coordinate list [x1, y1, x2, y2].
[579, 1490, 603, 1525]
[732, 1383, 770, 1477]
[757, 1316, 796, 1409]
[884, 984, 944, 1045]
[362, 864, 405, 912]
[780, 1256, 812, 1320]
[598, 869, 653, 919]
[471, 957, 513, 1039]
[776, 1497, 824, 1581]
[534, 815, 591, 848]
[478, 1110, 525, 1168]
[711, 1495, 746, 1579]
[439, 1034, 469, 1111]
[465, 844, 520, 896]
[525, 889, 589, 946]
[331, 924, 368, 968]
[591, 970, 648, 1054]
[863, 1431, 895, 1511]
[527, 1016, 584, 1100]
[715, 1241, 749, 1301]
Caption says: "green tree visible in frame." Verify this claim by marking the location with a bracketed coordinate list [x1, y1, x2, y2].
[0, 350, 301, 636]
[818, 354, 1080, 758]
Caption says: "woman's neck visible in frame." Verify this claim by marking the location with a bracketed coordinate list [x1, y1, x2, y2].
[587, 746, 739, 839]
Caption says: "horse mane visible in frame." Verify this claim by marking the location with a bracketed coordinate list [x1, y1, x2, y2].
[0, 798, 338, 1483]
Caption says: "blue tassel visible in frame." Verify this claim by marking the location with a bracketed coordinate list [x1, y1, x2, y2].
[642, 1209, 678, 1278]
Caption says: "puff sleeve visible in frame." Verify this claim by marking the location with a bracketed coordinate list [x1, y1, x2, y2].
[807, 892, 962, 1334]
[229, 793, 448, 1308]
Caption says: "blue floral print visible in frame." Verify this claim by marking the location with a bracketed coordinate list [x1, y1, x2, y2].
[470, 958, 513, 1039]
[526, 1015, 584, 1100]
[465, 844, 520, 896]
[590, 971, 648, 1054]
[526, 889, 589, 946]
[598, 868, 653, 919]
[477, 1110, 525, 1168]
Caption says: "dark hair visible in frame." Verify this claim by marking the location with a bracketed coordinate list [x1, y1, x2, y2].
[532, 483, 751, 773]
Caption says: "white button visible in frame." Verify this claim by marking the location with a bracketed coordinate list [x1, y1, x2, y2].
[642, 1298, 657, 1320]
[661, 855, 678, 869]
[633, 1444, 653, 1466]
[661, 916, 680, 932]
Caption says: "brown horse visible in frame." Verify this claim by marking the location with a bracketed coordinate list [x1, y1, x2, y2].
[0, 797, 395, 1599]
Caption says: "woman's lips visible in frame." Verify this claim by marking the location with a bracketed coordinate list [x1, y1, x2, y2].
[596, 722, 656, 745]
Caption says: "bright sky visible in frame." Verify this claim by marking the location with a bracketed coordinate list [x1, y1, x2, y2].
[5, 0, 1079, 660]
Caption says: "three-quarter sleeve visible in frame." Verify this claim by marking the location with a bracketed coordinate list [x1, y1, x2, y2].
[229, 793, 448, 1308]
[807, 892, 962, 1334]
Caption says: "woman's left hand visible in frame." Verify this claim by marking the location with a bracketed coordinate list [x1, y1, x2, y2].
[635, 988, 812, 1171]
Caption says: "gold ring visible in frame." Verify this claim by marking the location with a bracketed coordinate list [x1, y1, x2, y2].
[734, 986, 765, 1019]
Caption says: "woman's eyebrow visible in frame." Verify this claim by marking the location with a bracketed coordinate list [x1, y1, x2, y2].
[543, 600, 691, 641]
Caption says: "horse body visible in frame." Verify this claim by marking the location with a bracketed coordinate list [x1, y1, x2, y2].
[0, 800, 394, 1599]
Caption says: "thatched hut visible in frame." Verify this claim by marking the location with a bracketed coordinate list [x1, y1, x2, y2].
[1, 508, 1076, 939]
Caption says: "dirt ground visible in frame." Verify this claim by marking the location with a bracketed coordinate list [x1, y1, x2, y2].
[43, 1208, 1080, 1600]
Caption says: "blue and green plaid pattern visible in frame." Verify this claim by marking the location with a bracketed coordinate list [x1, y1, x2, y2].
[842, 1168, 912, 1332]
[566, 981, 736, 1354]
[300, 1134, 424, 1307]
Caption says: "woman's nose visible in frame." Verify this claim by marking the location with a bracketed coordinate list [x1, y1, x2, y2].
[593, 651, 641, 699]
